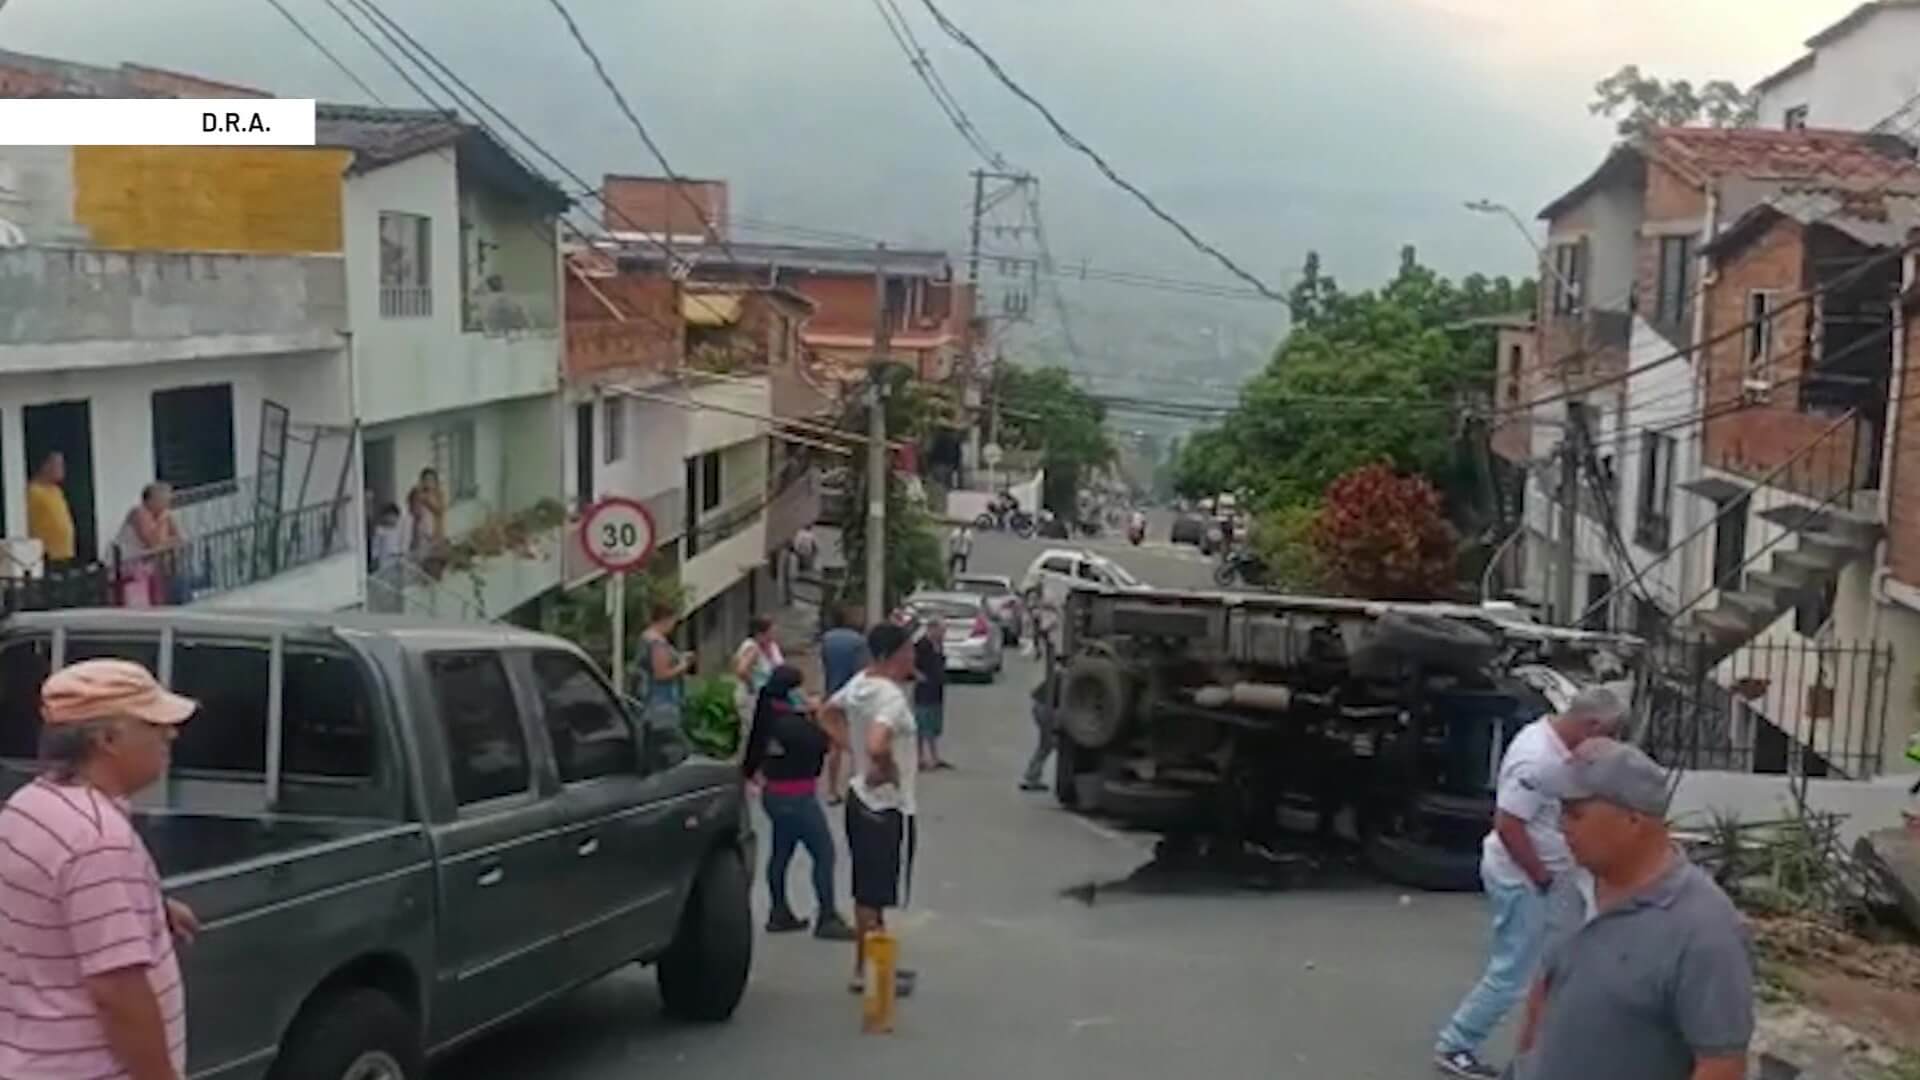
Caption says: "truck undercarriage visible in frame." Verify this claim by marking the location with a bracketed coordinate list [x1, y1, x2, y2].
[1047, 588, 1641, 890]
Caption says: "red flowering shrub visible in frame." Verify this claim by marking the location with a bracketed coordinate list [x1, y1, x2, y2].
[1310, 463, 1459, 599]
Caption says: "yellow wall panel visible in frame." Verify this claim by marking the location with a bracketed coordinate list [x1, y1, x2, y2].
[72, 147, 350, 254]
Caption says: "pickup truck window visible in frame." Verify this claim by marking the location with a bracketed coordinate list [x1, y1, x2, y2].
[281, 649, 376, 780]
[428, 651, 532, 806]
[0, 635, 51, 759]
[171, 640, 271, 774]
[530, 650, 636, 783]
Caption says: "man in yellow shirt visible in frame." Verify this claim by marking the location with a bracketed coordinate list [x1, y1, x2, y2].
[26, 451, 76, 566]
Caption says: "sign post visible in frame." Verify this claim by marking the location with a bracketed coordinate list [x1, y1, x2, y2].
[580, 496, 659, 691]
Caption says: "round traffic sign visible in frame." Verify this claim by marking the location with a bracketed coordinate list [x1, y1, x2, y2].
[580, 496, 658, 573]
[983, 442, 1004, 467]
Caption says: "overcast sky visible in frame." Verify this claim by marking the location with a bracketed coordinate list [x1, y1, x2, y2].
[0, 0, 1863, 372]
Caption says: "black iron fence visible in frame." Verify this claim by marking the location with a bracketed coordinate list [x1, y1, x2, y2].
[1638, 637, 1893, 779]
[0, 563, 112, 616]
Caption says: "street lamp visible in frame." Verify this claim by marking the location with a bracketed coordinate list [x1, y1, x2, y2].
[1464, 198, 1578, 302]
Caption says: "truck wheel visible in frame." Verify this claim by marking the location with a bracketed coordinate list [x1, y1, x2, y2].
[1374, 612, 1501, 675]
[1363, 833, 1484, 892]
[658, 851, 753, 1022]
[1060, 655, 1130, 749]
[269, 988, 421, 1080]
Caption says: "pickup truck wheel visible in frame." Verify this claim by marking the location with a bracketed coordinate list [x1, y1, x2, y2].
[1060, 655, 1130, 749]
[269, 988, 421, 1080]
[658, 851, 752, 1022]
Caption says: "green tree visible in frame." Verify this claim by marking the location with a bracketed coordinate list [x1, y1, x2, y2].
[1250, 502, 1324, 591]
[1590, 64, 1757, 136]
[1174, 249, 1533, 516]
[992, 364, 1113, 515]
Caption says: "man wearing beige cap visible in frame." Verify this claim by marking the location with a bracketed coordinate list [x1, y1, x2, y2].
[0, 659, 200, 1080]
[1512, 737, 1753, 1080]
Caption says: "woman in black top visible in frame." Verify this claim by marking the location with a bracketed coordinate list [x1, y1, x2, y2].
[740, 665, 855, 939]
[913, 619, 950, 770]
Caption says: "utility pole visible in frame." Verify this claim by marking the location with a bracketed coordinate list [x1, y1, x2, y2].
[967, 169, 985, 288]
[866, 244, 892, 625]
[1555, 429, 1580, 627]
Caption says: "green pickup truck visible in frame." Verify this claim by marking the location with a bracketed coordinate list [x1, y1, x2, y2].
[0, 608, 754, 1080]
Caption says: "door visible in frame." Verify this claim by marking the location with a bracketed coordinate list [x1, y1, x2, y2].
[23, 401, 96, 563]
[423, 650, 570, 1041]
[363, 435, 397, 516]
[574, 403, 594, 513]
[523, 649, 683, 973]
[1711, 492, 1751, 592]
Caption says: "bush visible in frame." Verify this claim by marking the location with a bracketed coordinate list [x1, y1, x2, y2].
[1311, 464, 1458, 599]
[1251, 503, 1325, 591]
[682, 675, 741, 758]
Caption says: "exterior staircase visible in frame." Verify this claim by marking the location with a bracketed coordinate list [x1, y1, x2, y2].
[1673, 502, 1880, 668]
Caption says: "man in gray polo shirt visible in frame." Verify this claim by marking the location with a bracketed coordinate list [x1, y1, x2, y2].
[1513, 737, 1753, 1080]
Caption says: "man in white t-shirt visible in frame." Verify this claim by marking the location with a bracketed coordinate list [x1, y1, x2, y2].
[1432, 686, 1627, 1079]
[822, 621, 920, 995]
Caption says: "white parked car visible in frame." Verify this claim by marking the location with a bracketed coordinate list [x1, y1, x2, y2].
[1018, 548, 1146, 611]
[903, 591, 1004, 680]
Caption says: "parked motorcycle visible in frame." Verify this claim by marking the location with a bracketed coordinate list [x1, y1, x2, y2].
[973, 507, 1037, 539]
[1213, 548, 1268, 588]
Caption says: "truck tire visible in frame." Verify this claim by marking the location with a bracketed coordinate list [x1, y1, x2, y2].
[269, 988, 421, 1080]
[1099, 778, 1202, 824]
[1363, 833, 1484, 893]
[1374, 612, 1501, 675]
[1060, 655, 1130, 749]
[658, 851, 753, 1022]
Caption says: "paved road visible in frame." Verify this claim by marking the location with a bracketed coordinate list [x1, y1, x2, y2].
[432, 631, 1511, 1079]
[955, 519, 1224, 594]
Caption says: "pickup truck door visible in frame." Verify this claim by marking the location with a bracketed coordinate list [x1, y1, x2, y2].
[521, 649, 684, 975]
[422, 650, 572, 1042]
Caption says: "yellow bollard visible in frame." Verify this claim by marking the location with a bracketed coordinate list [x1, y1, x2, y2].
[861, 930, 898, 1034]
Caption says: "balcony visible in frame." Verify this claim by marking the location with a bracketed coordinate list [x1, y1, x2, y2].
[0, 247, 347, 373]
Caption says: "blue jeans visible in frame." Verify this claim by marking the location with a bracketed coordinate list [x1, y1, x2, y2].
[762, 791, 836, 916]
[1436, 872, 1549, 1055]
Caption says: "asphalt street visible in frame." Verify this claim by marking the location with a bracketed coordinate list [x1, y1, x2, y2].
[433, 528, 1509, 1080]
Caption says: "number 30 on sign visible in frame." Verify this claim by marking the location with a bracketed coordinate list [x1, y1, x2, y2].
[580, 497, 658, 573]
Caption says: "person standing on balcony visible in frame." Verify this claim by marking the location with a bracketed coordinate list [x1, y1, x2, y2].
[406, 468, 446, 560]
[112, 484, 183, 607]
[26, 451, 76, 570]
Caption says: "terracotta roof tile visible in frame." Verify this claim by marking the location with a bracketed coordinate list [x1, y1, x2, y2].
[1643, 126, 1917, 187]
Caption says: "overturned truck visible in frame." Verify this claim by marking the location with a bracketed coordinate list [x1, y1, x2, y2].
[1048, 586, 1641, 890]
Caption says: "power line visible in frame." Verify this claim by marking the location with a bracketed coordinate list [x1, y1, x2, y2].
[868, 0, 1012, 172]
[914, 0, 1292, 310]
[262, 0, 384, 104]
[541, 0, 742, 267]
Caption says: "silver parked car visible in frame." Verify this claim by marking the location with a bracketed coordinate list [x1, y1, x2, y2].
[951, 572, 1025, 645]
[904, 590, 1005, 680]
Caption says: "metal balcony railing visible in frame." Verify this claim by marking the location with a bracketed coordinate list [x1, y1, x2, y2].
[380, 285, 433, 319]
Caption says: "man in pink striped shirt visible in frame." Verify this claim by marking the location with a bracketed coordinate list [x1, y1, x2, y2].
[0, 658, 200, 1080]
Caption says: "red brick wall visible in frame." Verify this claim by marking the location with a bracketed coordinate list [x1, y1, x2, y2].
[601, 175, 728, 239]
[1890, 306, 1920, 586]
[790, 274, 877, 336]
[1491, 327, 1535, 462]
[564, 270, 681, 380]
[1699, 217, 1866, 497]
[120, 65, 269, 98]
[1635, 162, 1708, 321]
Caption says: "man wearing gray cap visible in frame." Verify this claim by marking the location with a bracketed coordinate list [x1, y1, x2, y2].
[1433, 686, 1625, 1078]
[1512, 737, 1752, 1080]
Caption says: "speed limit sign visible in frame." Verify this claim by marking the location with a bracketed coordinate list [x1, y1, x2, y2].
[581, 496, 658, 573]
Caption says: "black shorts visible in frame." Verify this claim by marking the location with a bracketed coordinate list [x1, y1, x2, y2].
[845, 796, 916, 910]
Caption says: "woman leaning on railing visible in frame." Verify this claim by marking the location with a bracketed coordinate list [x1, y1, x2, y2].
[111, 483, 186, 607]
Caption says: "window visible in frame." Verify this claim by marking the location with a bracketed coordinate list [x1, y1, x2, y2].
[1656, 234, 1695, 325]
[1746, 290, 1779, 387]
[1505, 344, 1523, 403]
[170, 640, 271, 774]
[1582, 574, 1613, 631]
[0, 635, 51, 760]
[282, 649, 377, 780]
[531, 650, 635, 783]
[1075, 559, 1103, 582]
[434, 419, 478, 500]
[1635, 431, 1675, 550]
[151, 384, 236, 491]
[379, 211, 432, 317]
[1041, 556, 1073, 576]
[1796, 579, 1837, 636]
[427, 652, 530, 806]
[683, 457, 700, 557]
[1783, 105, 1809, 131]
[700, 451, 722, 512]
[1550, 241, 1586, 315]
[603, 398, 625, 465]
